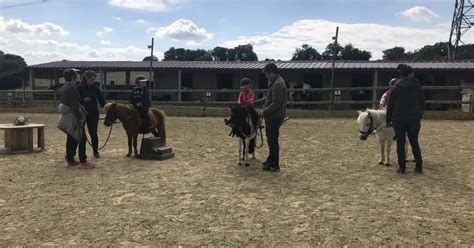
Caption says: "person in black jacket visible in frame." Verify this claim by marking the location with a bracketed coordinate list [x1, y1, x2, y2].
[130, 75, 152, 131]
[77, 70, 106, 159]
[387, 64, 425, 174]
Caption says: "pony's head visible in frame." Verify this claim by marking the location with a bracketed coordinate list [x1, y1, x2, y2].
[104, 102, 118, 127]
[357, 109, 374, 141]
[225, 105, 245, 128]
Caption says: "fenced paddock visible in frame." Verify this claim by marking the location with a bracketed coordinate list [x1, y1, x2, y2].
[0, 112, 473, 246]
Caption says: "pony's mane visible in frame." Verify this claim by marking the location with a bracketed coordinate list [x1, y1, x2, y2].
[104, 102, 134, 114]
[103, 102, 114, 113]
[357, 109, 385, 124]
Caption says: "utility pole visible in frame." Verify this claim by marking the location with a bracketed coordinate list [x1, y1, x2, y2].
[329, 26, 339, 111]
[448, 0, 474, 59]
[147, 38, 154, 102]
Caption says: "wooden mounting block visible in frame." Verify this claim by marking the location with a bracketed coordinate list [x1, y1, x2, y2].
[137, 137, 174, 160]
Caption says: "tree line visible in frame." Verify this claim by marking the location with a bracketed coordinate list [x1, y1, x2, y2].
[145, 42, 474, 62]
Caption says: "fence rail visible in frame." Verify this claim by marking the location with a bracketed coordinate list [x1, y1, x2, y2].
[0, 86, 473, 109]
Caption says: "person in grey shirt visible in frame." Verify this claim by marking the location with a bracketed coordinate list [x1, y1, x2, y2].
[58, 68, 95, 169]
[259, 63, 287, 172]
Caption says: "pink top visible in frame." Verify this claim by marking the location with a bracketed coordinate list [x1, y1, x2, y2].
[379, 90, 390, 109]
[238, 90, 255, 109]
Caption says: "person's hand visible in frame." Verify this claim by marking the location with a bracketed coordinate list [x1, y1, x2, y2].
[84, 97, 91, 102]
[80, 120, 85, 127]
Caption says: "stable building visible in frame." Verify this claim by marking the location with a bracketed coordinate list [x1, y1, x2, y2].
[26, 60, 474, 110]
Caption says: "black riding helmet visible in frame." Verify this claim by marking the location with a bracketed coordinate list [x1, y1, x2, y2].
[135, 75, 148, 84]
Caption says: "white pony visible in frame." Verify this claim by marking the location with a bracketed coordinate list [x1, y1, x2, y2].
[357, 109, 395, 166]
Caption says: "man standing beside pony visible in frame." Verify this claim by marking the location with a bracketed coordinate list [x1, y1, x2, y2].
[259, 63, 287, 172]
[387, 64, 425, 175]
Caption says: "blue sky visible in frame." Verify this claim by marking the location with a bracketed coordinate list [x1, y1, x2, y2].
[1, 0, 472, 64]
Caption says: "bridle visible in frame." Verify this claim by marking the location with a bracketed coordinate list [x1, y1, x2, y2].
[359, 112, 385, 136]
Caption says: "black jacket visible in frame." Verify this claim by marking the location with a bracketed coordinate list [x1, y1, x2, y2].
[386, 77, 425, 123]
[130, 85, 151, 110]
[77, 82, 106, 115]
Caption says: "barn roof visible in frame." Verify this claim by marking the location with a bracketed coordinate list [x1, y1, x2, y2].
[28, 60, 474, 70]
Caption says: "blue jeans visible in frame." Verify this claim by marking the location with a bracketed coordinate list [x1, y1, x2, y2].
[392, 120, 423, 169]
[265, 117, 284, 168]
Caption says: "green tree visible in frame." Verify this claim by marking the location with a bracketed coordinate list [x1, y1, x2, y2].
[456, 44, 474, 60]
[321, 42, 343, 60]
[163, 47, 177, 60]
[211, 46, 229, 61]
[382, 47, 406, 61]
[142, 55, 159, 62]
[291, 44, 321, 60]
[340, 44, 371, 60]
[233, 44, 258, 61]
[412, 42, 449, 60]
[0, 51, 28, 89]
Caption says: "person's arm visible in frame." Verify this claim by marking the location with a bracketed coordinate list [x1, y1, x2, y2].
[97, 87, 106, 107]
[263, 83, 285, 116]
[69, 87, 84, 121]
[386, 86, 398, 124]
[419, 85, 425, 118]
[77, 85, 86, 106]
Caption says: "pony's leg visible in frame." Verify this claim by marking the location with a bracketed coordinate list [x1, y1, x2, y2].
[377, 135, 385, 165]
[238, 139, 243, 165]
[244, 138, 250, 167]
[386, 139, 392, 166]
[126, 134, 132, 157]
[133, 133, 139, 158]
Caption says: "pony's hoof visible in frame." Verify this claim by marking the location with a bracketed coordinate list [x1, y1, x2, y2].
[245, 163, 250, 167]
[126, 154, 131, 157]
[378, 161, 384, 165]
[238, 162, 243, 166]
[384, 163, 390, 166]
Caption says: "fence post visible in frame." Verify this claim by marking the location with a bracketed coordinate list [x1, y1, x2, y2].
[372, 70, 378, 109]
[177, 69, 182, 105]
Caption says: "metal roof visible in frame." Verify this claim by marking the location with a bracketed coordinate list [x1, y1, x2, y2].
[28, 60, 474, 70]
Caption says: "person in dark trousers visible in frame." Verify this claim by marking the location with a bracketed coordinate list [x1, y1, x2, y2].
[387, 64, 425, 174]
[259, 63, 287, 172]
[58, 68, 95, 169]
[130, 75, 152, 131]
[77, 70, 106, 159]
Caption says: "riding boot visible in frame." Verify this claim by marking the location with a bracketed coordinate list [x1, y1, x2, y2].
[415, 161, 423, 174]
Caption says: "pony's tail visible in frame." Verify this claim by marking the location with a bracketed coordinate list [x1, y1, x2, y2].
[152, 109, 166, 145]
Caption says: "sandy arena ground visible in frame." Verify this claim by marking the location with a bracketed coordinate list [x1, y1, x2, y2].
[0, 112, 473, 246]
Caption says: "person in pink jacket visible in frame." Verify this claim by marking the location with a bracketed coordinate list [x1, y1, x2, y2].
[238, 78, 255, 110]
[379, 78, 398, 110]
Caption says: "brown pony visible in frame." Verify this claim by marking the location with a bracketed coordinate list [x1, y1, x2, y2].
[103, 102, 166, 157]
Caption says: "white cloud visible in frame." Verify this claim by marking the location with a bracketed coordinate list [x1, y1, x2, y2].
[100, 40, 112, 45]
[108, 0, 183, 12]
[22, 44, 151, 64]
[222, 19, 474, 60]
[0, 16, 68, 36]
[23, 39, 91, 50]
[112, 16, 122, 21]
[148, 19, 213, 45]
[96, 27, 114, 37]
[400, 6, 440, 22]
[136, 19, 149, 24]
